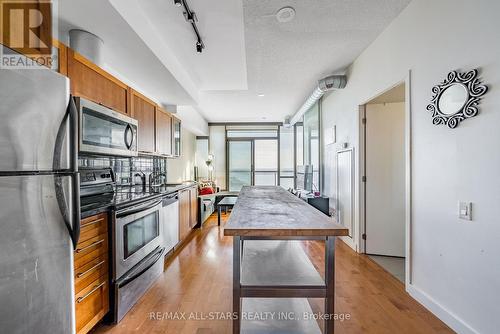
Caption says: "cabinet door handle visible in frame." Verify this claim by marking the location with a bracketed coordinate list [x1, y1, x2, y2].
[76, 260, 105, 278]
[80, 218, 104, 228]
[76, 281, 106, 303]
[75, 239, 104, 253]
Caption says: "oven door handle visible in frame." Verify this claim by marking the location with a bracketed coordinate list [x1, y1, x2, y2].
[117, 247, 165, 288]
[116, 199, 162, 218]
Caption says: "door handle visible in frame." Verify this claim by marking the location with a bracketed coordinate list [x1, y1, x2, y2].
[75, 239, 104, 253]
[76, 260, 105, 278]
[76, 281, 106, 303]
[124, 124, 134, 149]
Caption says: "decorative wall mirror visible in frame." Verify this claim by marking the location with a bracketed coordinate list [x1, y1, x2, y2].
[427, 69, 488, 128]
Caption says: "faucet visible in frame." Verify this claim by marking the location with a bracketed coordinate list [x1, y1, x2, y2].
[149, 173, 166, 191]
[134, 171, 146, 192]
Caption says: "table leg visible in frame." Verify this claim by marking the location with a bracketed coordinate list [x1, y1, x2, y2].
[218, 205, 222, 226]
[233, 236, 241, 334]
[325, 236, 335, 334]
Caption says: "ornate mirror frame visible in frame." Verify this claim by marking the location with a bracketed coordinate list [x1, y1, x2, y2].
[426, 69, 488, 128]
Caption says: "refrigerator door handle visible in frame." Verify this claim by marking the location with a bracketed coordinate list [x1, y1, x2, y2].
[71, 173, 81, 249]
[54, 96, 80, 249]
[69, 95, 81, 249]
[68, 95, 79, 173]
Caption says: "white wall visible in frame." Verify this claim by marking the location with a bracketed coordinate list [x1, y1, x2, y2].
[322, 1, 500, 333]
[365, 102, 405, 257]
[167, 126, 197, 182]
[176, 105, 209, 136]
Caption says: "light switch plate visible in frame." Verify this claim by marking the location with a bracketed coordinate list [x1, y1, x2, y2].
[459, 202, 472, 221]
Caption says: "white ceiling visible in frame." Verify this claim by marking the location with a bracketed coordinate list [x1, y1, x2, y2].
[57, 0, 411, 125]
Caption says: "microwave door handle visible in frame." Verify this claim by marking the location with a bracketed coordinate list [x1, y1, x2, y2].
[124, 124, 133, 149]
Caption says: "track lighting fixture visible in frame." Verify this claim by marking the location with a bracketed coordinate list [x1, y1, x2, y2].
[172, 0, 205, 53]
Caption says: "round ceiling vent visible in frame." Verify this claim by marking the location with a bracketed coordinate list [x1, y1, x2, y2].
[276, 6, 296, 23]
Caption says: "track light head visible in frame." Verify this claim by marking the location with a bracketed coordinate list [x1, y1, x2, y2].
[196, 41, 203, 53]
[173, 0, 182, 7]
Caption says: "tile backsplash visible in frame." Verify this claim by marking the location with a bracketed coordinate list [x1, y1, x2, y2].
[79, 155, 167, 186]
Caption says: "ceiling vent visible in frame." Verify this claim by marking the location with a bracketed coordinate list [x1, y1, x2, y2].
[69, 29, 104, 66]
[288, 75, 347, 126]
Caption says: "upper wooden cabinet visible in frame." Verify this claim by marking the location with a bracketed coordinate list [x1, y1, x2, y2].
[67, 49, 128, 115]
[52, 40, 67, 75]
[155, 106, 173, 156]
[129, 88, 156, 154]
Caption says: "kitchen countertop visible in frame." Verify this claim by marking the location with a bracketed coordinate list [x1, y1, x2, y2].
[80, 181, 197, 219]
[223, 186, 348, 237]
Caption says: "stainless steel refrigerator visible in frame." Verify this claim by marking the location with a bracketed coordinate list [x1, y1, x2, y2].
[0, 46, 80, 334]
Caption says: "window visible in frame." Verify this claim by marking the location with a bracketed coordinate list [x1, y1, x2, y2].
[279, 126, 294, 188]
[303, 102, 320, 191]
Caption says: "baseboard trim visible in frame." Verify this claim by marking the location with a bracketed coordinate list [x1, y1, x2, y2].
[406, 284, 478, 334]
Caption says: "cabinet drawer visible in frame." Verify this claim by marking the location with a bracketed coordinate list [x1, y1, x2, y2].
[74, 254, 108, 295]
[75, 275, 109, 334]
[74, 234, 108, 270]
[79, 213, 108, 243]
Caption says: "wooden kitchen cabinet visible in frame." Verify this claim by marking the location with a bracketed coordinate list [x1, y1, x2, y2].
[155, 106, 173, 156]
[52, 39, 68, 75]
[178, 186, 198, 241]
[178, 188, 191, 241]
[74, 213, 109, 334]
[67, 49, 129, 115]
[130, 88, 156, 153]
[189, 186, 198, 228]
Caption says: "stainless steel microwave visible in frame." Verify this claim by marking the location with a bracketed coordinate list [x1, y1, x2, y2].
[75, 97, 138, 157]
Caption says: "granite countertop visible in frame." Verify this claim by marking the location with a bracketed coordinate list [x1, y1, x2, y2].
[80, 181, 197, 218]
[223, 186, 348, 237]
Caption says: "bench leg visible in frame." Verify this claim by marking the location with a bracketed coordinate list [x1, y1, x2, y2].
[218, 206, 222, 226]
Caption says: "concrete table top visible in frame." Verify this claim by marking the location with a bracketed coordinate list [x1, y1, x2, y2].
[224, 186, 348, 237]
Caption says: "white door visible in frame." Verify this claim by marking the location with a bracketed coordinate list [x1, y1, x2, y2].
[365, 103, 405, 257]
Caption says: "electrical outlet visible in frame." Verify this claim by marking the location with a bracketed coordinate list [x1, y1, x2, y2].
[459, 202, 472, 221]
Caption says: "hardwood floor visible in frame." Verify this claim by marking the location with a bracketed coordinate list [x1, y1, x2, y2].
[93, 213, 453, 334]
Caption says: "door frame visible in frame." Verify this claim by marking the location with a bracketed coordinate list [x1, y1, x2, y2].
[358, 71, 412, 286]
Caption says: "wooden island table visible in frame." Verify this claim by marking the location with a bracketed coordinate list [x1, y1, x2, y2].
[224, 186, 349, 334]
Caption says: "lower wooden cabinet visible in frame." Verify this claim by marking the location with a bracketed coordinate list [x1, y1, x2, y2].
[75, 213, 109, 334]
[178, 186, 198, 241]
[189, 186, 198, 228]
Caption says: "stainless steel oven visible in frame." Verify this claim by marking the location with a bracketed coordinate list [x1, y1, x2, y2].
[75, 97, 138, 157]
[115, 198, 163, 279]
